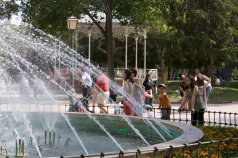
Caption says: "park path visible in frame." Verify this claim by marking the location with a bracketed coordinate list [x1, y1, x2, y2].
[0, 90, 237, 126]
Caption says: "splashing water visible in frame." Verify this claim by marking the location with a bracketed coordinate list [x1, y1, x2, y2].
[0, 24, 178, 157]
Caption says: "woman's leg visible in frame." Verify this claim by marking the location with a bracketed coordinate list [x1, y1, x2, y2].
[198, 109, 205, 125]
[191, 111, 198, 125]
[98, 103, 108, 114]
[97, 91, 109, 114]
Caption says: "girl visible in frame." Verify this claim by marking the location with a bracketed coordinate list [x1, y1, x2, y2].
[179, 75, 205, 125]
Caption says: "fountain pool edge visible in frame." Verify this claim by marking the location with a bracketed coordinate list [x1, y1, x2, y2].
[60, 112, 204, 158]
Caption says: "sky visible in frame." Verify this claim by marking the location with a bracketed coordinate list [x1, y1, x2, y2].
[6, 14, 95, 25]
[11, 14, 22, 25]
[0, 0, 22, 25]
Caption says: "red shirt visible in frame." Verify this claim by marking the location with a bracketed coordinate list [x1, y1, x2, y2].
[95, 73, 109, 92]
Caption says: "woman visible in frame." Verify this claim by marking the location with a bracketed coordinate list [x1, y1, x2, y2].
[178, 75, 205, 125]
[122, 69, 134, 115]
[193, 69, 212, 110]
[92, 71, 110, 114]
[143, 73, 154, 109]
[179, 74, 188, 110]
[130, 67, 144, 115]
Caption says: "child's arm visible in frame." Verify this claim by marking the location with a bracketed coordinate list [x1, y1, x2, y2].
[179, 91, 188, 110]
[202, 74, 211, 88]
[158, 95, 162, 109]
[123, 80, 129, 93]
[145, 90, 153, 98]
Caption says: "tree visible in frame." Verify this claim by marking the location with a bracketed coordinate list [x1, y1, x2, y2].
[6, 0, 238, 82]
[158, 0, 238, 78]
[20, 0, 158, 79]
[0, 0, 19, 20]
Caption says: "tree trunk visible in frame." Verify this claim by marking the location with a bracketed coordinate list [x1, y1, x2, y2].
[208, 52, 216, 84]
[224, 62, 234, 81]
[160, 47, 168, 84]
[105, 0, 114, 79]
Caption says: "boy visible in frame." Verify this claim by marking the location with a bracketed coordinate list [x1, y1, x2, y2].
[158, 84, 171, 120]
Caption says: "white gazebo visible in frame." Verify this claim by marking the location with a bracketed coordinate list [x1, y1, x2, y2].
[76, 22, 155, 80]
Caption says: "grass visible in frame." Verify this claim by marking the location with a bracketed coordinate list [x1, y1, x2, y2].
[208, 80, 238, 103]
[154, 80, 238, 103]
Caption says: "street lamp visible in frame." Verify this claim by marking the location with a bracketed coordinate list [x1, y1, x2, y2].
[143, 29, 147, 78]
[88, 29, 92, 63]
[125, 27, 128, 69]
[67, 15, 78, 90]
[67, 15, 78, 49]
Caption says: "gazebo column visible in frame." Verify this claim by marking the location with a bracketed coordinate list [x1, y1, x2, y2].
[135, 36, 138, 69]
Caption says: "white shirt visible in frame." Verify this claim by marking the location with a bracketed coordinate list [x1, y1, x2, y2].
[82, 72, 93, 87]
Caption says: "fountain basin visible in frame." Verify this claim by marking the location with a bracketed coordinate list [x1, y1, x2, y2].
[0, 112, 203, 158]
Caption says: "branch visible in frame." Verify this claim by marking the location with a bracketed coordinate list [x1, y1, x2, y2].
[82, 8, 106, 37]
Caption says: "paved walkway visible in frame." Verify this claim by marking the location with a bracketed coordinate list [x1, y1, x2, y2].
[204, 102, 238, 113]
[0, 91, 237, 126]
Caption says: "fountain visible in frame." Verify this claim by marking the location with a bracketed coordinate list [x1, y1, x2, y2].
[0, 24, 203, 158]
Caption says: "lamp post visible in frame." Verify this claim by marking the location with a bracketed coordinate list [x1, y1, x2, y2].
[143, 29, 147, 78]
[88, 29, 92, 63]
[125, 27, 128, 69]
[67, 15, 78, 48]
[67, 15, 78, 90]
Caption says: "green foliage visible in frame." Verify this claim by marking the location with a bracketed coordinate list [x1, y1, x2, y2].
[155, 0, 238, 70]
[0, 0, 19, 20]
[2, 0, 238, 72]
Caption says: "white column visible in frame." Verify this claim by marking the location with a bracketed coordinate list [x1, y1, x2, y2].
[73, 52, 75, 90]
[88, 30, 92, 63]
[135, 36, 138, 69]
[125, 27, 128, 69]
[143, 29, 147, 77]
[71, 31, 75, 90]
[58, 42, 61, 68]
[54, 41, 57, 68]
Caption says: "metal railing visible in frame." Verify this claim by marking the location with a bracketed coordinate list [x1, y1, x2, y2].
[62, 138, 238, 158]
[63, 104, 238, 128]
[0, 103, 236, 127]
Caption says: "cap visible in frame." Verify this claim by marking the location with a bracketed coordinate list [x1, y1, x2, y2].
[158, 83, 166, 88]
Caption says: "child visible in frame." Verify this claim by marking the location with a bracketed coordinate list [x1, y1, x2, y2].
[142, 86, 153, 111]
[158, 84, 171, 120]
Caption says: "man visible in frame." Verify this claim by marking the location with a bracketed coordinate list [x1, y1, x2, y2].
[80, 67, 93, 111]
[92, 70, 110, 114]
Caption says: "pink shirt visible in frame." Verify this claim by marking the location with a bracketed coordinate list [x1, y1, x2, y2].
[95, 73, 109, 92]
